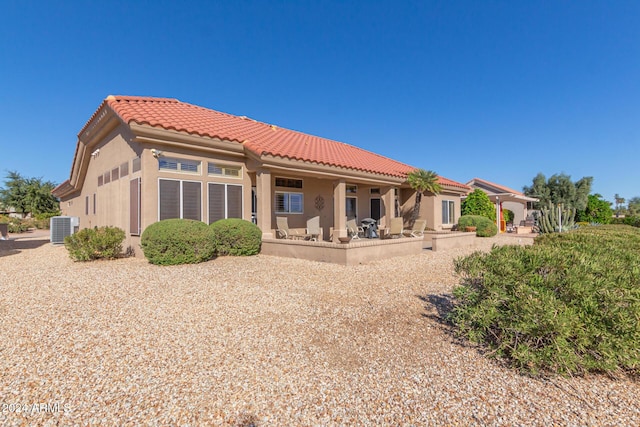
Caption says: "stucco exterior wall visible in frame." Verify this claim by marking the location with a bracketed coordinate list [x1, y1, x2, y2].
[141, 147, 251, 229]
[399, 190, 463, 231]
[503, 201, 526, 225]
[58, 125, 142, 250]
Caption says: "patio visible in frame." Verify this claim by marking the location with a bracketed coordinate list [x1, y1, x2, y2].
[261, 227, 495, 264]
[261, 235, 425, 266]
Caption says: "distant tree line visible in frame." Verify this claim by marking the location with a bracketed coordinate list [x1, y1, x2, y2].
[0, 171, 60, 218]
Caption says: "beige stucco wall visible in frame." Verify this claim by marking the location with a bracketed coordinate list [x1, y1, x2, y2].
[59, 126, 254, 255]
[400, 189, 463, 231]
[141, 147, 251, 229]
[503, 201, 526, 225]
[59, 124, 143, 251]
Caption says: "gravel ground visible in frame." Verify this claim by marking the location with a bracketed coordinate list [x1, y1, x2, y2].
[1, 231, 638, 426]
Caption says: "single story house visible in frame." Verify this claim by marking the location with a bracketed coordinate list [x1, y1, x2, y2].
[465, 177, 538, 227]
[53, 96, 470, 253]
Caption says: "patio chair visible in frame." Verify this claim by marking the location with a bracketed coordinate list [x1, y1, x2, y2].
[306, 216, 321, 241]
[385, 217, 404, 239]
[276, 217, 308, 240]
[346, 219, 364, 239]
[403, 219, 426, 238]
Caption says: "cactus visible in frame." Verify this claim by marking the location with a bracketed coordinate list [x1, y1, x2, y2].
[538, 201, 575, 233]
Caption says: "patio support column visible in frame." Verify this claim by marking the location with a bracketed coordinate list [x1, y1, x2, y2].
[333, 179, 347, 242]
[256, 168, 273, 238]
[381, 186, 395, 227]
[495, 196, 501, 233]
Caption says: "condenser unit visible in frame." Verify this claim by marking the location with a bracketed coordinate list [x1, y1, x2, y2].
[50, 216, 79, 244]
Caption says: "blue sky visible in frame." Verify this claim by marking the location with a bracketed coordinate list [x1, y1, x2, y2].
[1, 1, 638, 202]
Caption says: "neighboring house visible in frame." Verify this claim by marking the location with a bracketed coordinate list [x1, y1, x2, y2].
[53, 96, 469, 252]
[465, 177, 538, 226]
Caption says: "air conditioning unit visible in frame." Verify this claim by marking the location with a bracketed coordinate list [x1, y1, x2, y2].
[50, 216, 80, 244]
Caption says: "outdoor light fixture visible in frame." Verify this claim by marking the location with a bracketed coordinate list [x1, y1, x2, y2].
[151, 148, 163, 158]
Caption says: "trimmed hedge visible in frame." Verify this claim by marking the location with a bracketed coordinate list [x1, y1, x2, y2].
[458, 215, 498, 237]
[210, 218, 261, 256]
[449, 225, 640, 376]
[64, 226, 125, 261]
[141, 219, 216, 265]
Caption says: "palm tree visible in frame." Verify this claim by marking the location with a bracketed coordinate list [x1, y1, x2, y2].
[407, 169, 442, 226]
[614, 193, 625, 217]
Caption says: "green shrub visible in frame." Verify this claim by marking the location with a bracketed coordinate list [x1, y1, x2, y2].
[624, 216, 640, 228]
[33, 212, 59, 229]
[4, 217, 30, 233]
[210, 218, 262, 256]
[503, 209, 514, 224]
[449, 225, 640, 376]
[64, 226, 126, 261]
[458, 215, 498, 237]
[140, 219, 215, 265]
[461, 189, 496, 221]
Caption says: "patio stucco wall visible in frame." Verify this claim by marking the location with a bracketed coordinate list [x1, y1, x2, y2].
[261, 237, 424, 266]
[426, 231, 476, 251]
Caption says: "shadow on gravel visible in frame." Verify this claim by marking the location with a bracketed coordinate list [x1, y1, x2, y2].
[417, 293, 478, 349]
[0, 237, 50, 258]
[418, 294, 456, 326]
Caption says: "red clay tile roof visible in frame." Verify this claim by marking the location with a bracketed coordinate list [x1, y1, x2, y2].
[95, 95, 468, 188]
[468, 177, 525, 195]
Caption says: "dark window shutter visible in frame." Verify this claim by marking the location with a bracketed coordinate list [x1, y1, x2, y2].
[227, 185, 243, 218]
[85, 196, 89, 215]
[159, 179, 180, 220]
[130, 178, 141, 235]
[182, 181, 201, 221]
[208, 183, 225, 224]
[93, 193, 96, 215]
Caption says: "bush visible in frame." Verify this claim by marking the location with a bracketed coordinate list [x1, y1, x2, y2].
[3, 217, 30, 233]
[141, 219, 215, 265]
[458, 215, 498, 237]
[449, 225, 640, 376]
[624, 216, 640, 228]
[210, 218, 262, 256]
[461, 189, 496, 221]
[503, 209, 514, 224]
[33, 212, 59, 229]
[64, 226, 126, 261]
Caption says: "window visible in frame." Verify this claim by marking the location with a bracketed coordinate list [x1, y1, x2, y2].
[132, 157, 141, 173]
[208, 163, 241, 178]
[394, 188, 400, 218]
[442, 200, 455, 225]
[111, 167, 119, 181]
[130, 178, 141, 235]
[159, 157, 201, 174]
[346, 184, 357, 194]
[159, 179, 202, 221]
[275, 177, 303, 188]
[275, 192, 303, 214]
[120, 162, 129, 177]
[346, 196, 357, 220]
[98, 175, 103, 187]
[104, 171, 111, 184]
[370, 188, 380, 194]
[208, 183, 243, 223]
